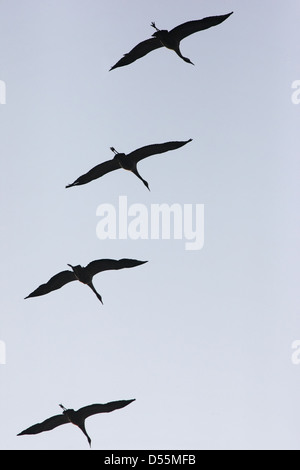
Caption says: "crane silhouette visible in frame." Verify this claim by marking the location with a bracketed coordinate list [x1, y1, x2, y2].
[25, 258, 147, 304]
[17, 399, 135, 447]
[110, 12, 233, 70]
[66, 139, 192, 191]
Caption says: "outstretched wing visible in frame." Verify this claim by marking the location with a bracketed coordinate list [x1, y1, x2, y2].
[170, 12, 233, 42]
[85, 259, 148, 277]
[76, 399, 136, 421]
[110, 37, 163, 71]
[128, 139, 192, 163]
[66, 159, 120, 188]
[17, 414, 68, 436]
[25, 270, 77, 299]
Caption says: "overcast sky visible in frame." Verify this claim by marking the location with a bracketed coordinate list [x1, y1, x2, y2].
[0, 0, 299, 450]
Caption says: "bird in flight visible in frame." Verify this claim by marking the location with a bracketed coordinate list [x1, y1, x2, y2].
[25, 258, 147, 305]
[110, 12, 233, 70]
[18, 399, 135, 447]
[66, 139, 192, 191]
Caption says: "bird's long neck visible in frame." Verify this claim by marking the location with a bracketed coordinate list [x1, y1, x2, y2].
[132, 168, 150, 191]
[174, 47, 194, 65]
[88, 282, 103, 305]
[79, 422, 92, 448]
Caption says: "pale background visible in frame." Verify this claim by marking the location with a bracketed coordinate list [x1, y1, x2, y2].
[0, 0, 299, 450]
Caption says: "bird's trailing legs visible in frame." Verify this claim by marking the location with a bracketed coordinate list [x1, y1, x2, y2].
[110, 147, 119, 155]
[151, 22, 160, 31]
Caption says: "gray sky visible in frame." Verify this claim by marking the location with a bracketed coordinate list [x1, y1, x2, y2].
[0, 0, 299, 450]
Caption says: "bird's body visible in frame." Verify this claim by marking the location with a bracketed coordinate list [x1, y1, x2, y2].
[62, 407, 78, 424]
[114, 152, 134, 171]
[25, 258, 147, 305]
[66, 139, 192, 191]
[69, 264, 92, 284]
[18, 400, 135, 447]
[151, 25, 194, 65]
[59, 406, 92, 446]
[153, 29, 176, 50]
[66, 263, 104, 303]
[110, 13, 233, 70]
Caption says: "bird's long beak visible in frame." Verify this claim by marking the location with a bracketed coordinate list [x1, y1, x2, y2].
[67, 264, 73, 269]
[59, 404, 67, 412]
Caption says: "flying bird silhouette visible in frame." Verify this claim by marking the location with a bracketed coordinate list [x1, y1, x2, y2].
[110, 12, 233, 70]
[66, 139, 192, 191]
[25, 258, 147, 304]
[18, 399, 135, 447]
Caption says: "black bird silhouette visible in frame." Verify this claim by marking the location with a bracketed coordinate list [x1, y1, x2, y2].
[66, 139, 192, 191]
[17, 400, 135, 447]
[110, 12, 233, 70]
[25, 258, 147, 304]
